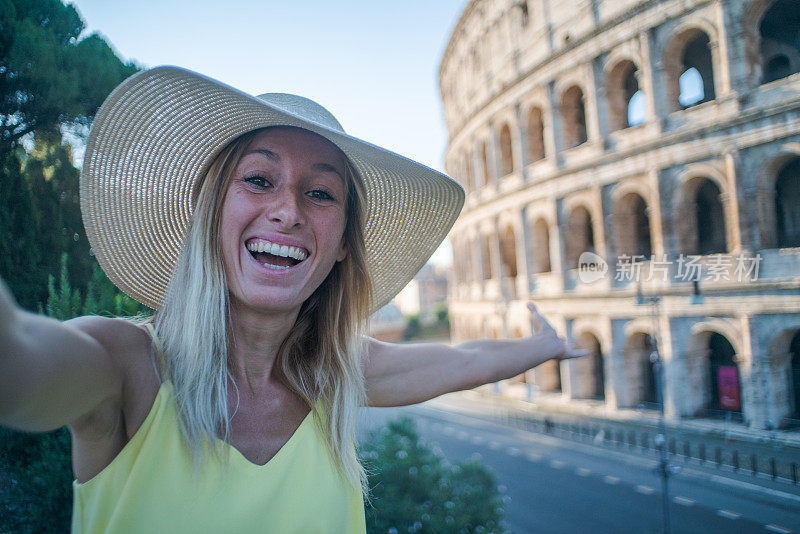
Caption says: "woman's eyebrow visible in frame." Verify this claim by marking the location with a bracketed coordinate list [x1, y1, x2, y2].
[311, 162, 344, 182]
[246, 148, 280, 161]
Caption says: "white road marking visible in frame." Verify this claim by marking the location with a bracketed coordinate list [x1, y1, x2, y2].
[635, 485, 655, 495]
[710, 475, 800, 504]
[576, 468, 592, 477]
[603, 475, 620, 485]
[673, 496, 695, 506]
[716, 510, 740, 520]
[765, 524, 793, 534]
[549, 460, 566, 469]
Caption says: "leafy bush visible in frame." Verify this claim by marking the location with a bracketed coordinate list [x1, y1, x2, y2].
[360, 416, 505, 533]
[403, 314, 421, 340]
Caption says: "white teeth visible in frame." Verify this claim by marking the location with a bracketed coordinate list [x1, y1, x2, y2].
[246, 240, 308, 261]
[261, 262, 289, 270]
[287, 246, 306, 261]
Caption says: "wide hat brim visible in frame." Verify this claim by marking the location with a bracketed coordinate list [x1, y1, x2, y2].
[80, 66, 464, 313]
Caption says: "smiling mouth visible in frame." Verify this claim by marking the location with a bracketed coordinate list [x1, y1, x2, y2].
[246, 239, 308, 270]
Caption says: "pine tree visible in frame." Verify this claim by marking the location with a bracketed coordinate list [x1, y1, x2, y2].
[0, 150, 44, 310]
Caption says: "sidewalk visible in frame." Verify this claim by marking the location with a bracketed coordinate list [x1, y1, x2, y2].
[421, 385, 800, 486]
[432, 384, 800, 449]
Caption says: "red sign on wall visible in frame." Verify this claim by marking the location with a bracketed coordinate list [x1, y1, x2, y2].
[717, 366, 741, 411]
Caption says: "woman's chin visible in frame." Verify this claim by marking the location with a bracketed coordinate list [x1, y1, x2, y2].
[230, 291, 304, 316]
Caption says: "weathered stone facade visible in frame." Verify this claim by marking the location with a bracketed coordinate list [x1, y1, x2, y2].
[440, 0, 800, 429]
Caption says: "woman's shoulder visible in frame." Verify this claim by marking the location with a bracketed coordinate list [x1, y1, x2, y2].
[65, 315, 158, 385]
[66, 314, 151, 351]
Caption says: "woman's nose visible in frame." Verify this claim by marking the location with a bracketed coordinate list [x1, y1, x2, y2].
[267, 187, 304, 228]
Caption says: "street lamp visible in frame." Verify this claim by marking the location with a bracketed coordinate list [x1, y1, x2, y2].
[636, 284, 675, 534]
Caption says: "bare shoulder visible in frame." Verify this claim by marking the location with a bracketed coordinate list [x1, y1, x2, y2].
[66, 316, 158, 435]
[65, 315, 149, 353]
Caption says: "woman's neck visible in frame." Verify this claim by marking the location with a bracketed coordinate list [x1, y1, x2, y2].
[227, 303, 300, 396]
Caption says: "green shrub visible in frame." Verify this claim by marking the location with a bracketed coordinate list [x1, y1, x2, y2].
[403, 314, 421, 340]
[360, 416, 505, 533]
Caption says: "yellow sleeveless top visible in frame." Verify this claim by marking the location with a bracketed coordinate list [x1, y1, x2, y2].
[71, 327, 366, 533]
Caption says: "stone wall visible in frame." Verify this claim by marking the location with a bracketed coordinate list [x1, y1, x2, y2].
[440, 0, 800, 429]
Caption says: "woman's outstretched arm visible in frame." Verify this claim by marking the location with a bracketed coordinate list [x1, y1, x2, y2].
[0, 276, 124, 433]
[362, 303, 589, 407]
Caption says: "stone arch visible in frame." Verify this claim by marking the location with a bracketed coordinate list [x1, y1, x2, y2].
[775, 157, 800, 248]
[675, 173, 728, 255]
[574, 330, 606, 400]
[756, 0, 800, 84]
[767, 327, 800, 424]
[537, 359, 562, 393]
[614, 192, 652, 258]
[499, 224, 518, 278]
[756, 148, 800, 248]
[560, 85, 588, 148]
[662, 25, 719, 111]
[789, 331, 800, 420]
[481, 233, 494, 280]
[498, 122, 514, 176]
[605, 59, 641, 130]
[526, 105, 546, 162]
[623, 331, 658, 408]
[480, 139, 491, 186]
[565, 204, 595, 269]
[531, 217, 552, 273]
[686, 328, 742, 418]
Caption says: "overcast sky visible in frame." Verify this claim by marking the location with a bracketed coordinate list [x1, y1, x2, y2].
[68, 0, 467, 265]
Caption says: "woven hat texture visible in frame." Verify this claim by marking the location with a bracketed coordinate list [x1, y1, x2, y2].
[80, 66, 464, 312]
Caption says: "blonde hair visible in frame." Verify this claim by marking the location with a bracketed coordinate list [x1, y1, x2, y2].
[151, 126, 373, 499]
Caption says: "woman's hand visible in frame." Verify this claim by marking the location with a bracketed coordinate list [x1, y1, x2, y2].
[526, 302, 591, 363]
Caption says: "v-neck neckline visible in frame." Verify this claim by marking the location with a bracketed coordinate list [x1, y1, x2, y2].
[225, 408, 314, 469]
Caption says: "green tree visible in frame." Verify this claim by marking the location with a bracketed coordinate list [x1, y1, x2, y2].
[360, 416, 505, 533]
[404, 314, 421, 340]
[0, 0, 139, 311]
[83, 261, 151, 317]
[26, 142, 93, 297]
[0, 0, 139, 152]
[0, 150, 42, 310]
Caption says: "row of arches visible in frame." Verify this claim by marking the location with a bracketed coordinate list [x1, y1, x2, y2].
[459, 319, 800, 424]
[453, 0, 800, 192]
[452, 154, 800, 285]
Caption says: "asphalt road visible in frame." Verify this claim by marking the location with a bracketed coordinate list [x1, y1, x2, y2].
[357, 400, 800, 534]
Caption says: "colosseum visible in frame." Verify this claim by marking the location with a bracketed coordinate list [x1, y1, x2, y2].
[439, 0, 800, 430]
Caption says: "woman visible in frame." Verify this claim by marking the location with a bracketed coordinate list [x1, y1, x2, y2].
[0, 67, 588, 533]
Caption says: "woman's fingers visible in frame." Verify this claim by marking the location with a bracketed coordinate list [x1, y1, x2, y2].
[527, 302, 591, 361]
[562, 347, 592, 360]
[528, 302, 556, 334]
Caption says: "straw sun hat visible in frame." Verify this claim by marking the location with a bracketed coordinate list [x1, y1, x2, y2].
[80, 66, 464, 313]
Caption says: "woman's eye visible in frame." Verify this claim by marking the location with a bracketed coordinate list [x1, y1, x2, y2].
[243, 175, 271, 189]
[308, 189, 335, 201]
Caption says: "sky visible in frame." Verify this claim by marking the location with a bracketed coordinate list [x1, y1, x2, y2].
[68, 0, 467, 266]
